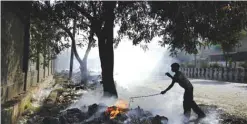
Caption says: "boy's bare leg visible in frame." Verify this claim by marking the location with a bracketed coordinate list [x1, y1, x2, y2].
[191, 101, 206, 118]
[183, 101, 191, 116]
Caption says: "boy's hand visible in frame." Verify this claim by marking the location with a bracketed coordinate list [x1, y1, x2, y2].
[160, 90, 166, 94]
[165, 72, 172, 77]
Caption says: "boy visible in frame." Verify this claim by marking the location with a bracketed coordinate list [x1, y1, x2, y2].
[160, 63, 206, 119]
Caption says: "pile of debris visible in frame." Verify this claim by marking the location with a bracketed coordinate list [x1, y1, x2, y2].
[57, 69, 102, 86]
[57, 70, 70, 79]
[17, 79, 90, 124]
[56, 84, 87, 105]
[41, 102, 168, 124]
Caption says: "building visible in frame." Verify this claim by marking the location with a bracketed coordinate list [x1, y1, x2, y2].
[176, 35, 247, 68]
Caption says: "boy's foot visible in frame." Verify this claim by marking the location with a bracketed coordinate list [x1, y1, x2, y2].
[198, 113, 206, 119]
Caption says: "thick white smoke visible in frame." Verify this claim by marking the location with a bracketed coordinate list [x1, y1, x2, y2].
[114, 37, 178, 89]
[56, 36, 219, 124]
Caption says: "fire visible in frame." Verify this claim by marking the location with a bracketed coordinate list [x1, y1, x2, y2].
[105, 99, 129, 119]
[115, 99, 128, 109]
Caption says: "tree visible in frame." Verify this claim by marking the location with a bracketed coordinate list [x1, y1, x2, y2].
[30, 2, 68, 67]
[148, 2, 247, 55]
[32, 1, 96, 83]
[53, 1, 97, 83]
[220, 40, 239, 68]
[68, 1, 118, 97]
[74, 1, 150, 97]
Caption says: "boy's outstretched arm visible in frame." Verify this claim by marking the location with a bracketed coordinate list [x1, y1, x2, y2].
[161, 80, 175, 94]
[161, 72, 176, 94]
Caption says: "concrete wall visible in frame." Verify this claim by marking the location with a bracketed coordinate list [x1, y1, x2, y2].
[1, 2, 57, 124]
[180, 67, 247, 83]
[1, 76, 54, 124]
[1, 2, 28, 103]
[1, 2, 55, 104]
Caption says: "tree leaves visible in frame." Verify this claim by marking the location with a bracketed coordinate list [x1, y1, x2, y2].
[149, 1, 247, 55]
[30, 3, 67, 64]
[30, 1, 247, 58]
[30, 1, 98, 65]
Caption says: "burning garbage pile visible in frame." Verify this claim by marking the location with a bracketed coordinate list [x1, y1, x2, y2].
[54, 99, 168, 124]
[105, 100, 129, 120]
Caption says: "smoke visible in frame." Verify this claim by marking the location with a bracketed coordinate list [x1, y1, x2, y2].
[68, 82, 220, 124]
[55, 36, 178, 86]
[67, 84, 117, 110]
[114, 37, 178, 89]
[55, 48, 71, 72]
[56, 36, 220, 124]
[54, 45, 100, 73]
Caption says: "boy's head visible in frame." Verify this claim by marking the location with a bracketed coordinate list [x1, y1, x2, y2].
[171, 63, 180, 72]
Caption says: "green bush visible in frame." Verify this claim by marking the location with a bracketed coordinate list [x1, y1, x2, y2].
[187, 63, 195, 68]
[180, 63, 185, 68]
[200, 63, 209, 68]
[239, 61, 247, 68]
[209, 63, 221, 68]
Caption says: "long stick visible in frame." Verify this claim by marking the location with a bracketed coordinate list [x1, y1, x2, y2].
[130, 93, 160, 99]
[128, 93, 161, 107]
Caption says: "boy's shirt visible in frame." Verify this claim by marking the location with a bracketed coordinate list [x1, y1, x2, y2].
[173, 71, 193, 90]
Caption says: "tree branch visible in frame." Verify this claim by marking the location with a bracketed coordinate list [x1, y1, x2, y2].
[54, 19, 83, 64]
[73, 3, 93, 21]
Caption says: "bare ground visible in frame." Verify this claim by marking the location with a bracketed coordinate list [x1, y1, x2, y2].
[146, 79, 247, 118]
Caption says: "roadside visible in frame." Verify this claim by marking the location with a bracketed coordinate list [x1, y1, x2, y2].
[16, 76, 247, 124]
[17, 75, 97, 124]
[191, 79, 247, 119]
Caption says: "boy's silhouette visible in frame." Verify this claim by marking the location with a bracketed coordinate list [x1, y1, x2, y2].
[161, 63, 206, 119]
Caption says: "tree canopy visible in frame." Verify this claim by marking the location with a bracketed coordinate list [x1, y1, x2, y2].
[30, 1, 247, 57]
[149, 2, 247, 55]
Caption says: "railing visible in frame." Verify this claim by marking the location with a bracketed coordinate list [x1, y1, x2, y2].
[180, 67, 247, 83]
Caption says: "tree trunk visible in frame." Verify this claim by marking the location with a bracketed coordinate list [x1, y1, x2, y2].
[80, 34, 94, 83]
[36, 46, 40, 82]
[69, 19, 76, 79]
[68, 22, 83, 66]
[65, 19, 94, 84]
[57, 18, 94, 83]
[98, 1, 118, 98]
[23, 7, 31, 91]
[69, 46, 74, 79]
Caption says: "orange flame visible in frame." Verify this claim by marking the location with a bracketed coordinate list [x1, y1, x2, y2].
[105, 99, 128, 119]
[115, 99, 128, 109]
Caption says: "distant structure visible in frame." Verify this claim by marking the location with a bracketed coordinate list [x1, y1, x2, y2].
[176, 36, 247, 68]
